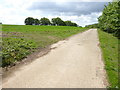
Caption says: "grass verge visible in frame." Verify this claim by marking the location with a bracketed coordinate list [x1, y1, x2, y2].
[2, 25, 87, 67]
[98, 29, 119, 88]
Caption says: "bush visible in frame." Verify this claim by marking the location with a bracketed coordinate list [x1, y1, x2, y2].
[2, 38, 37, 67]
[98, 1, 120, 38]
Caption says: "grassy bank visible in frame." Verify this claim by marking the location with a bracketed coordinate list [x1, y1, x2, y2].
[2, 25, 87, 67]
[98, 30, 119, 88]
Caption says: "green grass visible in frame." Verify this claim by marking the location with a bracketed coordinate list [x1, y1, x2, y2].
[2, 25, 87, 67]
[98, 30, 119, 88]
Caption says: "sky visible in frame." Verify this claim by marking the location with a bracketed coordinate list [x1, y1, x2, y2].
[0, 0, 112, 26]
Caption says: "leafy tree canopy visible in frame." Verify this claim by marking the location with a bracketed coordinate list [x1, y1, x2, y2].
[34, 19, 40, 25]
[98, 1, 120, 38]
[40, 17, 51, 25]
[24, 17, 34, 25]
[52, 17, 66, 26]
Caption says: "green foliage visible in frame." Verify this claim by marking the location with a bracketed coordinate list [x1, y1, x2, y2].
[65, 21, 78, 27]
[98, 1, 120, 38]
[34, 19, 40, 25]
[72, 23, 78, 27]
[2, 38, 37, 67]
[98, 30, 119, 88]
[24, 17, 79, 27]
[24, 17, 35, 25]
[40, 17, 51, 25]
[51, 17, 66, 26]
[2, 25, 87, 67]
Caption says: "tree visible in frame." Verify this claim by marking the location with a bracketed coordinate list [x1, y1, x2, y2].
[40, 17, 51, 25]
[34, 19, 40, 25]
[65, 21, 78, 27]
[98, 1, 120, 38]
[24, 17, 34, 25]
[65, 21, 72, 26]
[52, 17, 66, 26]
[51, 18, 56, 26]
[72, 23, 78, 27]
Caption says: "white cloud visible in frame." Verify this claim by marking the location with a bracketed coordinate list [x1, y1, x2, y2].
[56, 12, 102, 26]
[0, 0, 44, 25]
[0, 0, 106, 26]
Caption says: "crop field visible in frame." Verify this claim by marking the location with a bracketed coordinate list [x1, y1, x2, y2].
[1, 25, 86, 67]
[98, 30, 119, 88]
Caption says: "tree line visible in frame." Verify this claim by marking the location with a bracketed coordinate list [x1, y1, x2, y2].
[98, 1, 120, 38]
[24, 17, 79, 27]
[85, 23, 99, 28]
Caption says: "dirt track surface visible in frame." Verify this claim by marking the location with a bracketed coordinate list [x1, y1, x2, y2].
[2, 29, 107, 88]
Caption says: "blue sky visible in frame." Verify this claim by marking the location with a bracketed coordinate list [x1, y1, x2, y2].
[0, 0, 112, 26]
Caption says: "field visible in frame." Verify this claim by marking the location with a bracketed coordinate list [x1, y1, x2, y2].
[98, 30, 119, 88]
[2, 25, 86, 67]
